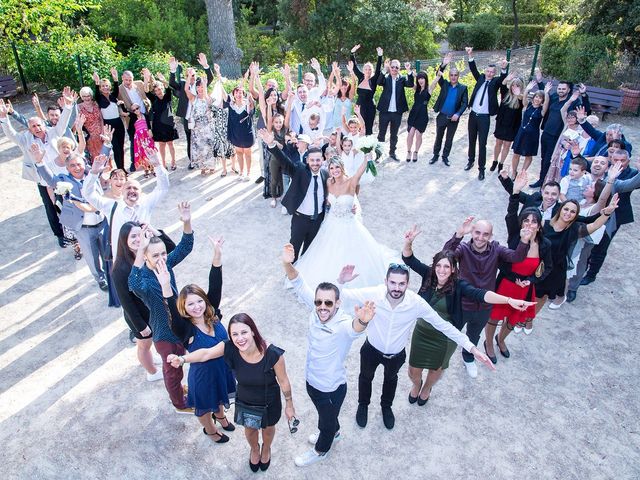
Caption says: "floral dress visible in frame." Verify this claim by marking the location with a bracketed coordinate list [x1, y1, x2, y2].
[78, 101, 104, 160]
[190, 98, 216, 170]
[133, 117, 155, 170]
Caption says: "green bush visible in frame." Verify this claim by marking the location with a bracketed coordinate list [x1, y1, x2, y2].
[540, 24, 575, 79]
[447, 23, 468, 51]
[497, 25, 547, 48]
[499, 13, 557, 25]
[466, 14, 501, 51]
[117, 47, 171, 79]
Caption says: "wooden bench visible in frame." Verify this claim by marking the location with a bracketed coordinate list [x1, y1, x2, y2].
[586, 86, 623, 120]
[0, 75, 18, 98]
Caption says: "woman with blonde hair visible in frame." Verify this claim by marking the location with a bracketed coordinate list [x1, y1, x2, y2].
[490, 73, 524, 172]
[78, 86, 105, 161]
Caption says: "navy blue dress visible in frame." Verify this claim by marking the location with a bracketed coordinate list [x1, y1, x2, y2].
[512, 104, 543, 156]
[226, 99, 255, 148]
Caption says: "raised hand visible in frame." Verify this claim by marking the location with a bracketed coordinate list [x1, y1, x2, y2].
[465, 46, 473, 57]
[5, 99, 15, 115]
[258, 128, 275, 145]
[90, 154, 109, 174]
[607, 160, 623, 181]
[156, 72, 167, 83]
[575, 105, 587, 122]
[310, 57, 321, 72]
[404, 224, 422, 244]
[197, 52, 209, 69]
[282, 243, 295, 264]
[169, 56, 178, 72]
[456, 215, 475, 237]
[62, 86, 78, 106]
[569, 89, 580, 101]
[383, 58, 390, 71]
[337, 264, 359, 284]
[351, 44, 361, 54]
[283, 63, 291, 77]
[152, 258, 171, 287]
[578, 83, 587, 94]
[141, 67, 151, 80]
[92, 71, 101, 84]
[435, 69, 443, 79]
[110, 67, 118, 81]
[208, 235, 225, 256]
[177, 201, 191, 223]
[213, 63, 221, 77]
[144, 146, 161, 167]
[442, 52, 452, 65]
[346, 60, 354, 73]
[0, 99, 8, 118]
[526, 79, 538, 91]
[544, 82, 553, 94]
[376, 46, 383, 57]
[513, 169, 528, 193]
[404, 61, 411, 71]
[500, 57, 509, 69]
[332, 61, 339, 74]
[29, 143, 45, 164]
[354, 301, 376, 325]
[601, 193, 619, 216]
[353, 104, 360, 115]
[534, 67, 542, 82]
[100, 124, 114, 143]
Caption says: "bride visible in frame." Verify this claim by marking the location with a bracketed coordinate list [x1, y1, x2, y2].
[293, 154, 399, 288]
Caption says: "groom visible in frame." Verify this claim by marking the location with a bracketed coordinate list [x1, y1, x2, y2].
[260, 129, 329, 261]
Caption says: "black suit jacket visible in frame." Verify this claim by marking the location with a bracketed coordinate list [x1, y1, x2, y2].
[169, 65, 214, 119]
[467, 60, 506, 116]
[433, 65, 468, 117]
[376, 73, 414, 113]
[268, 145, 329, 215]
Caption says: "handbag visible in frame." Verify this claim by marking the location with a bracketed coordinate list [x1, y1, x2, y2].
[234, 401, 268, 430]
[534, 261, 544, 278]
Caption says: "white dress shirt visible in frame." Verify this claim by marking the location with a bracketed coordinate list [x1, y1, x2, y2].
[297, 173, 324, 216]
[306, 73, 327, 102]
[126, 86, 146, 114]
[388, 76, 398, 113]
[82, 166, 170, 258]
[291, 275, 362, 392]
[339, 285, 474, 354]
[472, 81, 490, 114]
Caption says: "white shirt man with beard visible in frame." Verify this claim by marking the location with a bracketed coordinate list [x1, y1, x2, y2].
[82, 152, 169, 259]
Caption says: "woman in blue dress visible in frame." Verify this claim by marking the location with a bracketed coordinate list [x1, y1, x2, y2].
[161, 236, 236, 443]
[511, 81, 551, 176]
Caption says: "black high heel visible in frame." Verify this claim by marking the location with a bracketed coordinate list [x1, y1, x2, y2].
[202, 427, 229, 443]
[495, 335, 510, 358]
[408, 380, 422, 404]
[489, 161, 498, 172]
[259, 445, 271, 471]
[213, 413, 236, 431]
[417, 387, 431, 406]
[484, 340, 498, 365]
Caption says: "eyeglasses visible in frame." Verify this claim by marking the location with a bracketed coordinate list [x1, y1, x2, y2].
[390, 66, 400, 70]
[314, 299, 334, 307]
[388, 263, 409, 271]
[288, 417, 300, 434]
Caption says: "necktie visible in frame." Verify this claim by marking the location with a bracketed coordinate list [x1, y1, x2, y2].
[311, 175, 319, 220]
[479, 81, 489, 107]
[299, 103, 306, 134]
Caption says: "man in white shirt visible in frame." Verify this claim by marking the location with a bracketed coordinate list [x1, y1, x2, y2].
[82, 151, 169, 259]
[118, 70, 149, 171]
[0, 92, 75, 247]
[282, 244, 375, 467]
[337, 263, 494, 430]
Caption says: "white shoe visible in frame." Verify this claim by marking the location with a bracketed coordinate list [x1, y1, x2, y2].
[308, 431, 341, 445]
[237, 174, 244, 181]
[513, 326, 523, 334]
[548, 297, 566, 310]
[152, 353, 162, 365]
[464, 360, 478, 379]
[146, 369, 163, 382]
[294, 448, 327, 467]
[281, 206, 288, 215]
[524, 325, 533, 335]
[270, 199, 277, 208]
[242, 175, 251, 182]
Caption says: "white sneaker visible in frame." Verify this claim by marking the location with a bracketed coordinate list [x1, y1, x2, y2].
[513, 326, 523, 334]
[524, 325, 533, 335]
[242, 175, 251, 182]
[548, 297, 566, 310]
[237, 174, 244, 181]
[308, 431, 341, 445]
[294, 448, 327, 467]
[464, 360, 478, 378]
[281, 206, 288, 215]
[146, 369, 163, 382]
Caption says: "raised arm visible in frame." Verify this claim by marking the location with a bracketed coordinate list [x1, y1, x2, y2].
[541, 82, 552, 116]
[82, 155, 116, 212]
[282, 243, 316, 308]
[466, 47, 480, 80]
[152, 258, 193, 343]
[350, 45, 364, 81]
[561, 90, 580, 124]
[428, 70, 442, 94]
[585, 194, 619, 235]
[166, 202, 194, 268]
[207, 236, 224, 312]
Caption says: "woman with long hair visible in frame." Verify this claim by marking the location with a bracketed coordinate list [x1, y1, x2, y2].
[406, 70, 440, 162]
[92, 69, 127, 169]
[401, 227, 534, 404]
[184, 73, 218, 176]
[350, 44, 383, 135]
[143, 71, 179, 171]
[78, 86, 105, 161]
[490, 73, 524, 173]
[168, 313, 296, 472]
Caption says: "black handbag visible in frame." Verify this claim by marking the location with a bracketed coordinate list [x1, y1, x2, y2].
[234, 401, 268, 430]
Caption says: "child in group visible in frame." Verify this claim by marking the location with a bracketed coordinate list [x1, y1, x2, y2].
[560, 156, 591, 203]
[130, 103, 155, 178]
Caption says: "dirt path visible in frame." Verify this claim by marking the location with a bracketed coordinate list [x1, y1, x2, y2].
[1, 101, 639, 479]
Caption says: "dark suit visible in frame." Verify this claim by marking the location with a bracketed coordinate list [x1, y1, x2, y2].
[376, 72, 414, 156]
[467, 60, 506, 170]
[432, 66, 468, 161]
[169, 65, 213, 161]
[269, 145, 329, 261]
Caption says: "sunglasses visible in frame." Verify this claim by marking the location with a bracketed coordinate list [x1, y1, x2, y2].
[389, 263, 410, 271]
[288, 417, 300, 434]
[390, 66, 400, 69]
[314, 299, 334, 307]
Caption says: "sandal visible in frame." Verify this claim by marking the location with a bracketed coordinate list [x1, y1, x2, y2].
[202, 427, 229, 443]
[170, 164, 177, 171]
[201, 169, 208, 176]
[213, 414, 236, 431]
[143, 172, 150, 179]
[412, 151, 419, 162]
[73, 244, 83, 261]
[221, 171, 227, 177]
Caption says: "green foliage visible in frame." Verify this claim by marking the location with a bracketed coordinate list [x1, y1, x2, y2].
[540, 24, 575, 78]
[117, 47, 172, 79]
[447, 24, 468, 50]
[578, 0, 640, 58]
[465, 13, 501, 51]
[497, 25, 547, 48]
[235, 7, 295, 67]
[499, 13, 557, 24]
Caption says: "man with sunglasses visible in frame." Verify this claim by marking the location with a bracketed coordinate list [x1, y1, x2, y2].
[282, 244, 376, 466]
[430, 53, 468, 167]
[337, 263, 494, 430]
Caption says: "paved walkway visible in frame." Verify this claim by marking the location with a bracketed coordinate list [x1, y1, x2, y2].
[1, 101, 639, 479]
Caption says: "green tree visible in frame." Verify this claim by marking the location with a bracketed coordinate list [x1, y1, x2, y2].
[579, 0, 640, 57]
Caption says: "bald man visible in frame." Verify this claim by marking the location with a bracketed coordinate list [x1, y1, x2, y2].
[444, 217, 531, 378]
[0, 94, 75, 247]
[82, 152, 170, 260]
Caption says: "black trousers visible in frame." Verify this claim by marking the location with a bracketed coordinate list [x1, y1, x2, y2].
[538, 132, 560, 183]
[182, 118, 192, 160]
[290, 212, 324, 262]
[460, 309, 491, 363]
[377, 112, 403, 155]
[358, 339, 406, 408]
[467, 112, 491, 170]
[104, 118, 126, 170]
[359, 102, 376, 136]
[433, 113, 460, 159]
[306, 382, 346, 454]
[37, 184, 64, 238]
[586, 228, 618, 279]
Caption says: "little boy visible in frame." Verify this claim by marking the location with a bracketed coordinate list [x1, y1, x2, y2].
[560, 156, 591, 203]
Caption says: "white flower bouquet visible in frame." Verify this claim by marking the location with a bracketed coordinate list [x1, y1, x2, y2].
[54, 181, 74, 197]
[354, 135, 383, 177]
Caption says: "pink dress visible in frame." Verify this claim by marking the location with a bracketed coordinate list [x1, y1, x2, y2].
[133, 117, 155, 169]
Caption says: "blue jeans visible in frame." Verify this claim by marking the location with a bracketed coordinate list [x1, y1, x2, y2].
[306, 382, 347, 453]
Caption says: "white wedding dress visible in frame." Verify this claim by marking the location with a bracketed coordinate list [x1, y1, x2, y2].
[293, 193, 400, 289]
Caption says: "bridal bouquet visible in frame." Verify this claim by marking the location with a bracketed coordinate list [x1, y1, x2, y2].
[354, 135, 382, 177]
[54, 181, 74, 197]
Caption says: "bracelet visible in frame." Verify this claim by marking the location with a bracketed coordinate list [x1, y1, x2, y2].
[357, 318, 369, 327]
[179, 356, 186, 366]
[602, 212, 611, 216]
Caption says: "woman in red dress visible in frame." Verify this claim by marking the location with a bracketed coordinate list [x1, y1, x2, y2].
[483, 170, 553, 362]
[78, 86, 105, 161]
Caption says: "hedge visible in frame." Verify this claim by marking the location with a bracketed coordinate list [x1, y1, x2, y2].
[497, 25, 547, 48]
[499, 13, 559, 25]
[449, 23, 546, 50]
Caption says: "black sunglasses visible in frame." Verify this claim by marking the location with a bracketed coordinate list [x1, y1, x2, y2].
[389, 263, 409, 271]
[288, 417, 300, 434]
[390, 66, 400, 69]
[314, 299, 334, 307]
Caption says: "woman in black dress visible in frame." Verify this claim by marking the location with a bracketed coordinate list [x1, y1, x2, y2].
[536, 194, 619, 311]
[402, 226, 534, 404]
[145, 79, 179, 170]
[490, 73, 524, 172]
[350, 44, 383, 135]
[169, 313, 297, 472]
[406, 70, 440, 162]
[92, 69, 126, 169]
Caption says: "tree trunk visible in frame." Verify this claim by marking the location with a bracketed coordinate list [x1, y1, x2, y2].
[204, 0, 243, 78]
[512, 0, 520, 49]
